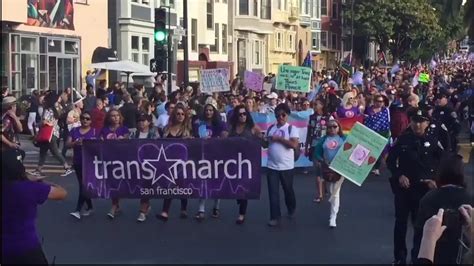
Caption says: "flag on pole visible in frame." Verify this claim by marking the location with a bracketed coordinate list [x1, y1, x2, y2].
[302, 51, 312, 68]
[429, 57, 437, 70]
[377, 50, 387, 66]
[340, 51, 352, 76]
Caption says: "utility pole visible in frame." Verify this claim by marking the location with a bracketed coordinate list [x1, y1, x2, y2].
[351, 0, 354, 61]
[166, 6, 172, 95]
[183, 0, 189, 88]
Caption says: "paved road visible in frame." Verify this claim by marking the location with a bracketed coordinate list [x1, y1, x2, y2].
[18, 135, 472, 264]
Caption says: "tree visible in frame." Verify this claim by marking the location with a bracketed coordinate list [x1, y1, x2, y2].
[347, 0, 442, 63]
[463, 0, 474, 39]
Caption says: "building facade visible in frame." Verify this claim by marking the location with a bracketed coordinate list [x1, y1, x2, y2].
[1, 0, 108, 97]
[320, 0, 342, 70]
[297, 0, 312, 67]
[108, 0, 178, 83]
[230, 0, 273, 77]
[174, 0, 234, 85]
[267, 0, 299, 74]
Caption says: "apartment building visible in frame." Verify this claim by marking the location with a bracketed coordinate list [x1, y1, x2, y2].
[174, 0, 234, 84]
[320, 0, 342, 70]
[230, 0, 273, 77]
[267, 0, 299, 74]
[1, 0, 108, 96]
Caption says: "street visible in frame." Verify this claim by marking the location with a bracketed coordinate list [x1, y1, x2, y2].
[20, 135, 473, 264]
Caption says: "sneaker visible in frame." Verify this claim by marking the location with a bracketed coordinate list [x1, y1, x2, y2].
[137, 212, 147, 222]
[61, 168, 74, 177]
[329, 217, 337, 228]
[180, 211, 188, 219]
[194, 212, 205, 222]
[371, 169, 380, 176]
[107, 208, 120, 220]
[81, 209, 93, 217]
[70, 211, 81, 220]
[267, 219, 279, 227]
[211, 208, 220, 218]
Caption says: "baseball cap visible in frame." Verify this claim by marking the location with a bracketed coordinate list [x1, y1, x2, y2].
[410, 108, 430, 122]
[2, 96, 16, 107]
[266, 92, 278, 99]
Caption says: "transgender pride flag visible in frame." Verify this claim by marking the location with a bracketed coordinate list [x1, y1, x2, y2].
[251, 111, 313, 168]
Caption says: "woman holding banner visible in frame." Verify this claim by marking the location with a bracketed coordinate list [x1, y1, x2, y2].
[364, 94, 391, 176]
[192, 99, 228, 221]
[228, 104, 262, 224]
[130, 112, 160, 222]
[100, 109, 130, 219]
[305, 99, 333, 203]
[156, 105, 192, 222]
[67, 111, 97, 220]
[314, 120, 346, 228]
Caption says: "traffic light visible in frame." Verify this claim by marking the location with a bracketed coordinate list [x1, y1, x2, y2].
[152, 7, 168, 73]
[154, 8, 167, 45]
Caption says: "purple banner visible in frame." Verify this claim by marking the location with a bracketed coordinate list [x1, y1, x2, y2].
[82, 138, 261, 199]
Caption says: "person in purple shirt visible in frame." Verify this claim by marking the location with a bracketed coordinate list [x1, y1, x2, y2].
[66, 111, 98, 220]
[2, 149, 67, 264]
[334, 92, 360, 119]
[99, 109, 129, 219]
[192, 101, 228, 221]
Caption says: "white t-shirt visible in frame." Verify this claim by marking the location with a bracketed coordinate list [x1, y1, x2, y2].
[156, 113, 169, 129]
[266, 123, 299, 171]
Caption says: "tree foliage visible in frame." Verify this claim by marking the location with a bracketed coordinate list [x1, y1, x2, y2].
[346, 0, 466, 63]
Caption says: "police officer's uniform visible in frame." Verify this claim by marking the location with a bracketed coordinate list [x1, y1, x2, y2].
[432, 94, 461, 151]
[386, 109, 445, 264]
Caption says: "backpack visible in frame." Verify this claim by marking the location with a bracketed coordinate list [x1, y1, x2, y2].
[266, 124, 301, 161]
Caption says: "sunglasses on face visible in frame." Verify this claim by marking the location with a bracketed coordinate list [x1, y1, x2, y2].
[239, 112, 247, 117]
[328, 125, 338, 129]
[80, 116, 91, 121]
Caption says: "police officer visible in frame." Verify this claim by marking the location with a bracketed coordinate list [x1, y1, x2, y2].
[432, 92, 461, 151]
[387, 108, 445, 265]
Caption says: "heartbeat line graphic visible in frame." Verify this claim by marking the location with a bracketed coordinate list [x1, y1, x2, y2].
[208, 177, 249, 197]
[188, 181, 205, 197]
[86, 180, 142, 199]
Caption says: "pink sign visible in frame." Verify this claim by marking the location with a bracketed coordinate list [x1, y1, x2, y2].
[244, 71, 264, 92]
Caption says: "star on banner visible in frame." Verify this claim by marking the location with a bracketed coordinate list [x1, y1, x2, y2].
[143, 145, 180, 185]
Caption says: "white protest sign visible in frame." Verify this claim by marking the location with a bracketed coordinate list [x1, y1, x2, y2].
[200, 68, 230, 93]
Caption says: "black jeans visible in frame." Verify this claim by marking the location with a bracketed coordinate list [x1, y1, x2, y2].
[2, 246, 48, 264]
[237, 200, 248, 215]
[162, 199, 188, 213]
[393, 188, 426, 262]
[267, 169, 296, 220]
[74, 165, 93, 212]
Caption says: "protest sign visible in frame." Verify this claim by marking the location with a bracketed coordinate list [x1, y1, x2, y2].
[263, 83, 273, 93]
[244, 71, 264, 92]
[329, 122, 388, 186]
[82, 138, 261, 199]
[200, 68, 230, 93]
[275, 65, 312, 92]
[418, 73, 430, 83]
